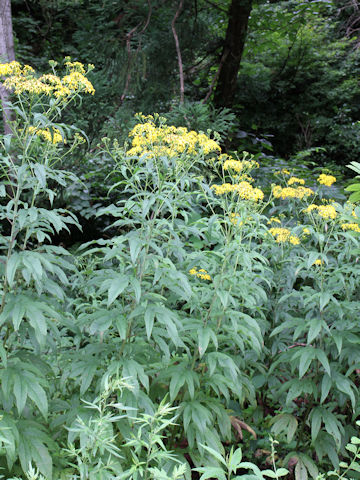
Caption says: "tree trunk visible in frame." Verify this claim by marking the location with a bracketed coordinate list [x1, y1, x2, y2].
[0, 0, 15, 134]
[213, 0, 252, 109]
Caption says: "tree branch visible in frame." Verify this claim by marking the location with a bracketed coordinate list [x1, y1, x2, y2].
[171, 0, 185, 104]
[120, 0, 152, 104]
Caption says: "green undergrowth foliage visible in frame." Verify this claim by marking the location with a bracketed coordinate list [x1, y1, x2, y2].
[1, 61, 360, 479]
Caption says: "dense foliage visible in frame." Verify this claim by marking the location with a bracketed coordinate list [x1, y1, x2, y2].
[0, 58, 360, 480]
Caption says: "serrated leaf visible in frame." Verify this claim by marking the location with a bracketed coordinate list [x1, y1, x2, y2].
[6, 254, 20, 287]
[129, 235, 142, 264]
[315, 349, 331, 376]
[311, 408, 322, 443]
[320, 374, 331, 403]
[169, 370, 186, 401]
[107, 275, 129, 307]
[307, 318, 322, 344]
[13, 374, 28, 415]
[199, 444, 227, 466]
[298, 348, 316, 378]
[198, 327, 211, 358]
[144, 306, 155, 340]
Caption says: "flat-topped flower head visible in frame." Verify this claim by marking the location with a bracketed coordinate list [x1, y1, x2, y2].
[341, 223, 360, 233]
[317, 174, 336, 187]
[127, 120, 221, 159]
[287, 177, 305, 186]
[272, 185, 314, 200]
[211, 181, 264, 202]
[1, 60, 95, 98]
[269, 227, 300, 245]
[306, 204, 337, 220]
[189, 267, 211, 281]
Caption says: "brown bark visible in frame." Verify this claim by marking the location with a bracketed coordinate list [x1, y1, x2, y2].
[0, 0, 15, 134]
[213, 0, 252, 109]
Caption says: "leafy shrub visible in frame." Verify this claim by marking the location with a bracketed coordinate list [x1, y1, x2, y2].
[1, 62, 360, 479]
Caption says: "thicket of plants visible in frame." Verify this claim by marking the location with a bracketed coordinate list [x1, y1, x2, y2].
[0, 59, 360, 480]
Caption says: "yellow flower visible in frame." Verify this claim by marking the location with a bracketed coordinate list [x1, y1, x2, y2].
[62, 71, 95, 95]
[287, 177, 305, 186]
[272, 185, 314, 200]
[0, 61, 22, 76]
[127, 121, 221, 159]
[313, 259, 323, 266]
[269, 227, 300, 245]
[305, 204, 318, 213]
[317, 174, 336, 187]
[289, 235, 300, 245]
[305, 204, 337, 219]
[28, 126, 65, 144]
[65, 61, 86, 74]
[1, 61, 95, 98]
[302, 228, 310, 235]
[211, 181, 264, 202]
[267, 217, 281, 225]
[341, 223, 360, 233]
[189, 267, 211, 281]
[223, 158, 259, 173]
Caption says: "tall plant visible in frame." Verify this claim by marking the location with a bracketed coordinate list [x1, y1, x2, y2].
[0, 59, 94, 478]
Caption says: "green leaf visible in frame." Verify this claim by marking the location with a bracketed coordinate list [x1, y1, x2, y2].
[169, 369, 186, 401]
[276, 468, 290, 477]
[6, 254, 20, 287]
[319, 292, 331, 312]
[262, 470, 278, 478]
[25, 378, 48, 420]
[334, 374, 355, 409]
[107, 275, 129, 307]
[80, 363, 97, 395]
[295, 459, 308, 480]
[128, 235, 142, 264]
[198, 327, 212, 358]
[144, 305, 155, 340]
[320, 374, 332, 403]
[13, 374, 28, 415]
[195, 467, 226, 480]
[315, 349, 331, 376]
[311, 407, 322, 443]
[307, 318, 322, 344]
[298, 347, 316, 378]
[229, 447, 243, 472]
[199, 444, 227, 467]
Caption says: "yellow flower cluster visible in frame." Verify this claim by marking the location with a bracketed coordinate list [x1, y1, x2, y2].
[28, 126, 64, 144]
[127, 121, 221, 158]
[62, 71, 95, 95]
[272, 185, 314, 200]
[1, 61, 95, 97]
[341, 223, 360, 233]
[65, 61, 86, 74]
[230, 213, 243, 226]
[189, 268, 211, 281]
[306, 204, 337, 220]
[275, 168, 291, 175]
[0, 61, 24, 76]
[303, 228, 311, 235]
[267, 217, 281, 224]
[317, 174, 336, 186]
[287, 177, 305, 186]
[269, 228, 300, 245]
[223, 158, 259, 173]
[211, 181, 264, 202]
